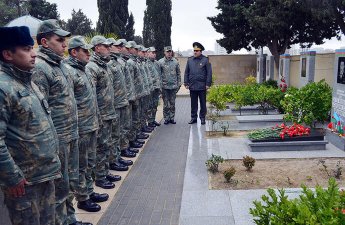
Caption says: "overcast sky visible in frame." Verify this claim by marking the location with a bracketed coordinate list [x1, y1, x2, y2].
[47, 0, 345, 52]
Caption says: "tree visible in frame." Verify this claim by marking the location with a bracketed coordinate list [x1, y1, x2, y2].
[26, 0, 59, 20]
[125, 12, 135, 40]
[143, 0, 172, 59]
[134, 35, 143, 45]
[66, 9, 94, 35]
[97, 0, 129, 37]
[0, 0, 17, 26]
[208, 0, 339, 69]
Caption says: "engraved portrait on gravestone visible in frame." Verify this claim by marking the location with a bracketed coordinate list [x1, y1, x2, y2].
[337, 57, 345, 84]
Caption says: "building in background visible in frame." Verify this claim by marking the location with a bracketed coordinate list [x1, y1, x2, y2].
[214, 42, 227, 55]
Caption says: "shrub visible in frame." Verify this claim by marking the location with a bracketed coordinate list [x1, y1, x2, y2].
[250, 178, 345, 224]
[224, 166, 236, 182]
[242, 155, 256, 171]
[205, 154, 224, 173]
[262, 79, 278, 88]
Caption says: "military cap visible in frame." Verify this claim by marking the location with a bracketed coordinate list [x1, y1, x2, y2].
[91, 35, 112, 47]
[138, 45, 148, 52]
[147, 47, 156, 52]
[107, 38, 122, 46]
[125, 41, 137, 48]
[0, 26, 34, 51]
[37, 19, 71, 37]
[118, 39, 127, 45]
[164, 46, 172, 52]
[68, 36, 93, 50]
[193, 42, 205, 51]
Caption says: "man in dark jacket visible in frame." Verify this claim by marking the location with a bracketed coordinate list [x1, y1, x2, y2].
[184, 42, 212, 125]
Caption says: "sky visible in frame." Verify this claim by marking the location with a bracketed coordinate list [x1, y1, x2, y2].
[47, 0, 345, 53]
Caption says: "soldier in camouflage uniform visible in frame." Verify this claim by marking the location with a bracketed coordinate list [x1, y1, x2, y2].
[146, 47, 161, 127]
[0, 26, 60, 225]
[65, 36, 111, 220]
[107, 38, 136, 172]
[158, 46, 181, 124]
[32, 20, 83, 225]
[85, 36, 117, 190]
[117, 40, 144, 150]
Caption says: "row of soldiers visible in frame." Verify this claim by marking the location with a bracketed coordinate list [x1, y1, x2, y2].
[0, 18, 181, 225]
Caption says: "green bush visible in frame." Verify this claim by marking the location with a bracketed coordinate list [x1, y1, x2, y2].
[224, 166, 236, 182]
[242, 155, 256, 171]
[250, 178, 345, 224]
[262, 79, 278, 88]
[205, 154, 224, 173]
[280, 80, 332, 127]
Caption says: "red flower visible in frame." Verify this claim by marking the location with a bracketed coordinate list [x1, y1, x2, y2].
[327, 122, 333, 129]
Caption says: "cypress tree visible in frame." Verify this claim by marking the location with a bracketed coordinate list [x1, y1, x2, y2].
[125, 12, 135, 40]
[143, 0, 172, 59]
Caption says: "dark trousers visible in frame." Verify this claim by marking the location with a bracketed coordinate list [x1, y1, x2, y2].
[190, 90, 207, 119]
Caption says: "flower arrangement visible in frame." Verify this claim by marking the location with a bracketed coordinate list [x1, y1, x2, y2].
[279, 76, 287, 92]
[328, 112, 345, 137]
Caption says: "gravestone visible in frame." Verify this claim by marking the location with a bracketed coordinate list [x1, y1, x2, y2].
[299, 51, 316, 87]
[279, 54, 291, 86]
[266, 55, 275, 81]
[256, 54, 266, 83]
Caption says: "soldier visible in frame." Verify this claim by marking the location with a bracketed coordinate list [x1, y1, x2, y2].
[158, 46, 181, 125]
[0, 26, 60, 225]
[107, 38, 136, 172]
[184, 42, 212, 125]
[65, 36, 110, 218]
[146, 47, 162, 127]
[85, 36, 117, 190]
[32, 19, 84, 225]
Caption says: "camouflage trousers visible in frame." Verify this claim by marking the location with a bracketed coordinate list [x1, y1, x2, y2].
[55, 140, 77, 225]
[95, 120, 113, 182]
[130, 99, 141, 139]
[3, 180, 55, 225]
[162, 88, 178, 121]
[140, 95, 151, 128]
[127, 102, 136, 142]
[66, 139, 79, 224]
[110, 112, 121, 163]
[84, 131, 97, 197]
[148, 89, 160, 123]
[120, 105, 132, 150]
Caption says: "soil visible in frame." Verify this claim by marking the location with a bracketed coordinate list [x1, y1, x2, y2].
[209, 158, 345, 190]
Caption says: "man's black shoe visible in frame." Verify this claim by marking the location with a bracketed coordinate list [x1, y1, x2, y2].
[70, 221, 93, 225]
[145, 125, 154, 131]
[141, 127, 152, 133]
[110, 162, 129, 171]
[137, 133, 149, 139]
[188, 119, 197, 124]
[164, 120, 170, 125]
[128, 148, 139, 153]
[90, 192, 109, 202]
[170, 119, 176, 124]
[121, 149, 136, 158]
[130, 141, 143, 148]
[106, 174, 122, 182]
[95, 180, 115, 189]
[119, 156, 133, 166]
[135, 139, 145, 147]
[201, 118, 206, 125]
[148, 123, 156, 128]
[77, 199, 101, 213]
[154, 121, 161, 126]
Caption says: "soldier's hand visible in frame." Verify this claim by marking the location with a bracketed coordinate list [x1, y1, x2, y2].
[8, 179, 28, 198]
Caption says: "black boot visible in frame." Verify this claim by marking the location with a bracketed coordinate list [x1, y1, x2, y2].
[109, 162, 129, 171]
[164, 120, 170, 125]
[121, 149, 136, 158]
[148, 122, 156, 128]
[118, 157, 133, 166]
[200, 118, 206, 125]
[90, 192, 109, 202]
[130, 141, 143, 148]
[95, 180, 115, 189]
[106, 173, 122, 182]
[188, 118, 197, 124]
[137, 133, 149, 139]
[128, 148, 139, 153]
[77, 199, 101, 212]
[135, 139, 145, 144]
[70, 221, 93, 225]
[154, 121, 161, 126]
[170, 119, 176, 124]
[141, 127, 152, 133]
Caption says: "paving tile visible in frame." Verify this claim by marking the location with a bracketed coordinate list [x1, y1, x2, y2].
[179, 216, 235, 225]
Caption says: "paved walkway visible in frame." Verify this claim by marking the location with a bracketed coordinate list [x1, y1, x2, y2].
[99, 97, 191, 225]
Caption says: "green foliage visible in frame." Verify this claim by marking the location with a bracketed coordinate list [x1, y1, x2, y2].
[66, 9, 94, 36]
[262, 79, 278, 88]
[205, 154, 224, 173]
[248, 127, 281, 140]
[27, 0, 60, 20]
[254, 85, 283, 115]
[224, 166, 236, 183]
[143, 0, 172, 59]
[125, 12, 135, 40]
[242, 155, 256, 171]
[250, 178, 345, 224]
[0, 0, 18, 26]
[281, 80, 332, 127]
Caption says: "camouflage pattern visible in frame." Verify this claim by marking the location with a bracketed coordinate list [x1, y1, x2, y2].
[158, 56, 181, 90]
[149, 89, 161, 123]
[116, 53, 136, 102]
[33, 46, 79, 225]
[66, 139, 78, 225]
[3, 180, 55, 225]
[147, 59, 161, 123]
[119, 105, 132, 150]
[84, 131, 97, 196]
[95, 120, 112, 182]
[127, 56, 145, 99]
[110, 111, 121, 163]
[162, 89, 178, 121]
[147, 59, 161, 90]
[0, 61, 61, 188]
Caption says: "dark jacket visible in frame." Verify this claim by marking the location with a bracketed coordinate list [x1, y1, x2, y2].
[184, 54, 212, 91]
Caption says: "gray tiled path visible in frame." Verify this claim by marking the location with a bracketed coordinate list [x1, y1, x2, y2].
[99, 97, 191, 225]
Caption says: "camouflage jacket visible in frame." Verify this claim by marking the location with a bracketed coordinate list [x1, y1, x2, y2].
[158, 57, 181, 89]
[147, 59, 161, 90]
[0, 62, 61, 188]
[65, 57, 99, 135]
[137, 57, 150, 95]
[127, 55, 145, 99]
[108, 53, 129, 109]
[86, 53, 116, 121]
[144, 58, 154, 92]
[33, 46, 78, 143]
[115, 53, 136, 102]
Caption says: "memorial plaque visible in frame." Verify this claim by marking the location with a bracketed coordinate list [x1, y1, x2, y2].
[301, 58, 306, 78]
[337, 57, 345, 84]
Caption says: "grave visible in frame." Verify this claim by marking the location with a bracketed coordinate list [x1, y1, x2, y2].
[299, 51, 316, 87]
